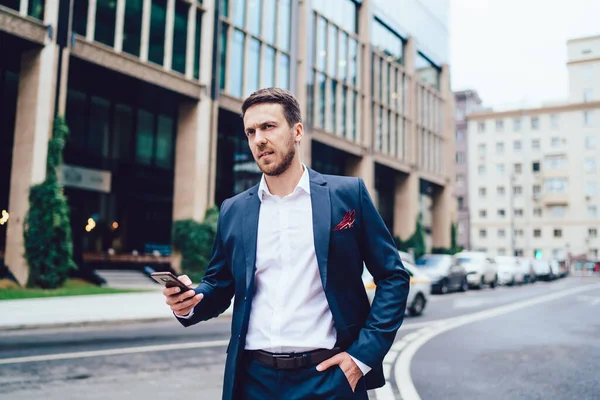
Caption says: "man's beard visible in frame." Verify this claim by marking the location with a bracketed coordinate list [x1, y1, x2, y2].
[256, 134, 296, 177]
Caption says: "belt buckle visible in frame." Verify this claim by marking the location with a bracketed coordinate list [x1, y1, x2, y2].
[272, 353, 291, 370]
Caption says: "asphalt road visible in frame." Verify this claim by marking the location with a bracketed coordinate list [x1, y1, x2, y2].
[1, 276, 598, 400]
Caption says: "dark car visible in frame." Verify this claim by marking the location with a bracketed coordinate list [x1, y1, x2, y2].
[416, 254, 469, 294]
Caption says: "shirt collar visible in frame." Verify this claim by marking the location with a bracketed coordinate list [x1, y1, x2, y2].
[258, 164, 310, 202]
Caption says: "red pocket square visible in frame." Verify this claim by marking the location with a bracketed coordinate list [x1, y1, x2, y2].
[334, 210, 356, 230]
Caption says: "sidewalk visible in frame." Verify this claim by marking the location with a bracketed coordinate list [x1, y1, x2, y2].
[0, 289, 233, 331]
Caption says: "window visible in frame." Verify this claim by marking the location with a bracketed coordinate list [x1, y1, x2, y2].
[513, 186, 523, 196]
[478, 165, 486, 176]
[534, 208, 542, 217]
[513, 118, 521, 131]
[515, 209, 524, 217]
[498, 229, 506, 238]
[245, 38, 260, 96]
[515, 229, 524, 237]
[544, 155, 566, 170]
[456, 152, 465, 164]
[553, 249, 564, 260]
[497, 186, 505, 196]
[589, 228, 598, 238]
[456, 131, 464, 142]
[95, 0, 118, 47]
[544, 178, 568, 193]
[496, 120, 504, 132]
[479, 210, 487, 218]
[498, 209, 506, 217]
[497, 164, 505, 174]
[553, 229, 562, 238]
[148, 0, 167, 66]
[478, 122, 485, 133]
[584, 89, 593, 102]
[456, 174, 465, 187]
[479, 229, 487, 238]
[550, 206, 566, 217]
[228, 29, 245, 97]
[584, 110, 594, 126]
[532, 161, 540, 172]
[498, 248, 506, 256]
[532, 139, 540, 150]
[590, 249, 598, 259]
[458, 196, 464, 210]
[479, 188, 487, 198]
[513, 140, 522, 151]
[534, 229, 541, 238]
[371, 18, 404, 64]
[550, 114, 559, 129]
[458, 221, 465, 234]
[586, 182, 598, 197]
[496, 142, 505, 154]
[551, 137, 562, 148]
[585, 158, 596, 172]
[514, 163, 522, 174]
[478, 144, 486, 155]
[123, 0, 144, 57]
[171, 1, 189, 74]
[585, 135, 597, 149]
[588, 206, 597, 217]
[531, 116, 539, 130]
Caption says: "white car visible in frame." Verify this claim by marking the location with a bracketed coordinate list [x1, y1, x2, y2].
[453, 251, 498, 289]
[495, 256, 526, 286]
[363, 258, 431, 316]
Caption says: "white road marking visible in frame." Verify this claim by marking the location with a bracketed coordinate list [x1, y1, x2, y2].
[394, 282, 600, 400]
[0, 339, 229, 365]
[374, 384, 396, 400]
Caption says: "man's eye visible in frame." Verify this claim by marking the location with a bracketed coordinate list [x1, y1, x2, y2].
[264, 124, 273, 129]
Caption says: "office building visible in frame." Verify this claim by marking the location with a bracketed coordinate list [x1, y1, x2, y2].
[467, 35, 600, 261]
[1, 0, 455, 285]
[454, 89, 483, 250]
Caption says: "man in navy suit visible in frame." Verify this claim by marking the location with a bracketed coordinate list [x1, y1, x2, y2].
[164, 88, 410, 399]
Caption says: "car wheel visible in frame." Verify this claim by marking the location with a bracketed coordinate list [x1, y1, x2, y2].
[490, 275, 497, 289]
[440, 280, 449, 294]
[459, 278, 469, 292]
[409, 294, 426, 316]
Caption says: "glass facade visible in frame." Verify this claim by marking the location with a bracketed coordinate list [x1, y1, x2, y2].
[0, 0, 44, 19]
[371, 18, 404, 64]
[416, 83, 443, 174]
[308, 1, 360, 142]
[71, 0, 204, 79]
[0, 58, 19, 254]
[63, 59, 178, 260]
[416, 52, 441, 90]
[220, 0, 292, 98]
[215, 109, 261, 207]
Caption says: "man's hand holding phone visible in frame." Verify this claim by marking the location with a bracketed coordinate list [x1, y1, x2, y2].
[162, 274, 204, 317]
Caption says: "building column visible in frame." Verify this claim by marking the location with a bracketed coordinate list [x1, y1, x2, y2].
[394, 171, 419, 241]
[5, 44, 60, 286]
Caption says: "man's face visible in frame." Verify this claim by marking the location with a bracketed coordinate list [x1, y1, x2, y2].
[243, 103, 300, 176]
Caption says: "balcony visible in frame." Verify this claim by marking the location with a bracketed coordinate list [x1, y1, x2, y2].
[542, 192, 569, 205]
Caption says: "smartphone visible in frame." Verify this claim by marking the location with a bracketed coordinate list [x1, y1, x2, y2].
[150, 272, 191, 293]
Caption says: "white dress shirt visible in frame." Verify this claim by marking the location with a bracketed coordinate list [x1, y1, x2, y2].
[179, 166, 370, 375]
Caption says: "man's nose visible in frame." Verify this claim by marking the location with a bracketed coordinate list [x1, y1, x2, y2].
[253, 130, 267, 145]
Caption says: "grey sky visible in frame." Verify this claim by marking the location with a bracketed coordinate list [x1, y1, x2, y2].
[450, 0, 600, 110]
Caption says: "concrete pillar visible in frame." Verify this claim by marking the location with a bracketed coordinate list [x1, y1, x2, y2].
[394, 171, 419, 241]
[295, 0, 311, 166]
[5, 45, 60, 286]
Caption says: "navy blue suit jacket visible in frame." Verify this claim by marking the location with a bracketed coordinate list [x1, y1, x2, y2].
[177, 168, 410, 400]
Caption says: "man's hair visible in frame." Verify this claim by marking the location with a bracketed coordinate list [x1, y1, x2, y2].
[241, 88, 302, 127]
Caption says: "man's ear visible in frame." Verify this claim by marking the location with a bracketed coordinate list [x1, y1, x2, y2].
[294, 122, 304, 143]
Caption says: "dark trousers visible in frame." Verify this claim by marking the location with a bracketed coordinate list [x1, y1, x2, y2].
[238, 355, 369, 400]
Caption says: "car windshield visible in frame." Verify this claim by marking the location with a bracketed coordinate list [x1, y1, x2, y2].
[416, 257, 444, 267]
[455, 257, 473, 264]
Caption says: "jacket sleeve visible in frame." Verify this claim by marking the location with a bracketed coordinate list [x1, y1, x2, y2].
[346, 178, 411, 368]
[176, 200, 235, 327]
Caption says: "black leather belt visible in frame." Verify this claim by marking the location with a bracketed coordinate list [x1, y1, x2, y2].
[246, 348, 341, 370]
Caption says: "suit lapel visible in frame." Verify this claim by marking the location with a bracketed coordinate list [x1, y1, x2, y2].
[243, 189, 261, 291]
[309, 169, 331, 290]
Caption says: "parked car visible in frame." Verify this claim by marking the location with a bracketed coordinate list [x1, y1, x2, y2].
[415, 254, 469, 294]
[532, 259, 556, 281]
[495, 256, 526, 286]
[362, 255, 431, 316]
[453, 251, 498, 289]
[517, 257, 537, 283]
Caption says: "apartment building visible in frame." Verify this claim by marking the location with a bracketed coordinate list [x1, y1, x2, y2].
[467, 35, 600, 260]
[454, 89, 483, 250]
[0, 0, 455, 285]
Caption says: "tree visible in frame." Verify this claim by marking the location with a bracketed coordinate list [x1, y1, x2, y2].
[172, 206, 220, 283]
[24, 117, 77, 289]
[394, 215, 427, 260]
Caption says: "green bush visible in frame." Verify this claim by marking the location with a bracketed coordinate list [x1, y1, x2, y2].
[172, 206, 220, 283]
[24, 117, 77, 289]
[394, 215, 427, 260]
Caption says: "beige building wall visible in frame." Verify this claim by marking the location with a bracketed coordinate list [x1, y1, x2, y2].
[567, 35, 600, 103]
